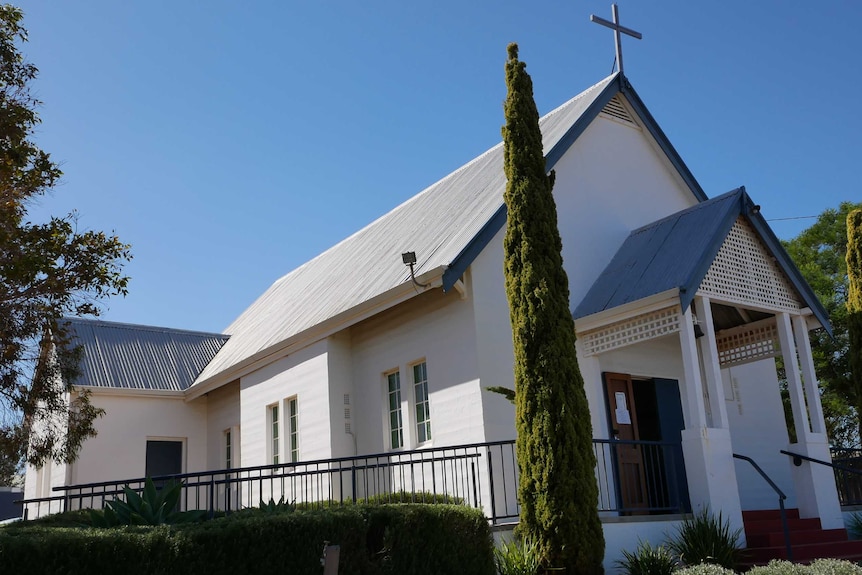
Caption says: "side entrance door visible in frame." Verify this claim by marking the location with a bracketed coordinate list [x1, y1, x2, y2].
[603, 372, 648, 513]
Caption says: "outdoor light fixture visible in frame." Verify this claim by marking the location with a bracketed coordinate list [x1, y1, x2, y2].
[401, 251, 429, 288]
[692, 313, 706, 339]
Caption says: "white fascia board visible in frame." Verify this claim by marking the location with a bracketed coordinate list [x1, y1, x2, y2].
[185, 266, 447, 402]
[574, 288, 681, 334]
[77, 386, 186, 399]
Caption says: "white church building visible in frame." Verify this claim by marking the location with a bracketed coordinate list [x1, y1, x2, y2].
[23, 71, 846, 567]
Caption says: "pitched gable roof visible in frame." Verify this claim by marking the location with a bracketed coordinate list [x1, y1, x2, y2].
[63, 318, 229, 391]
[193, 73, 708, 391]
[573, 188, 831, 335]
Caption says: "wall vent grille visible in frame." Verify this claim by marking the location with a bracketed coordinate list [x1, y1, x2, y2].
[343, 393, 350, 405]
[344, 408, 351, 420]
[600, 95, 638, 127]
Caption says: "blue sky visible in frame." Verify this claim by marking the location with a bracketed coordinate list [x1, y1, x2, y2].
[16, 1, 862, 334]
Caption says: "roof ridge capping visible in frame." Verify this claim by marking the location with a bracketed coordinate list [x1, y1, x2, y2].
[61, 317, 229, 339]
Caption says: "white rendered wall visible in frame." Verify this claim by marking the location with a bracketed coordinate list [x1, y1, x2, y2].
[350, 288, 482, 456]
[724, 359, 798, 510]
[206, 380, 240, 470]
[327, 332, 356, 459]
[553, 116, 698, 310]
[65, 391, 208, 485]
[240, 339, 331, 467]
[470, 114, 700, 443]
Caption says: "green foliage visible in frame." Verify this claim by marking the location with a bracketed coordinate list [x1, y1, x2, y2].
[747, 560, 816, 575]
[673, 564, 736, 575]
[615, 540, 678, 575]
[486, 385, 516, 404]
[747, 559, 862, 575]
[0, 5, 131, 483]
[848, 510, 862, 539]
[667, 508, 741, 569]
[847, 209, 862, 446]
[782, 202, 862, 446]
[0, 504, 494, 575]
[501, 42, 603, 573]
[88, 477, 207, 527]
[358, 490, 463, 505]
[493, 536, 541, 575]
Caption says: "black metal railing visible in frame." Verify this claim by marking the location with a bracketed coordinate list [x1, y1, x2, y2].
[734, 452, 792, 561]
[19, 438, 689, 522]
[785, 448, 862, 507]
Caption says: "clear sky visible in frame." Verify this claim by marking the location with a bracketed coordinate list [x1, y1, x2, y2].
[14, 1, 862, 334]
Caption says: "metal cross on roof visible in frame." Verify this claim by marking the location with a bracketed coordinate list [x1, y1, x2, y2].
[590, 3, 642, 76]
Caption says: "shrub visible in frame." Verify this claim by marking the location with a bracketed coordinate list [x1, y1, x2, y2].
[846, 512, 862, 539]
[809, 558, 862, 575]
[494, 536, 541, 575]
[0, 503, 494, 575]
[675, 564, 735, 575]
[359, 490, 463, 505]
[667, 508, 741, 569]
[747, 560, 809, 575]
[615, 540, 678, 575]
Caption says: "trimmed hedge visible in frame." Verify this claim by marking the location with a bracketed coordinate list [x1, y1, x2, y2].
[0, 504, 494, 575]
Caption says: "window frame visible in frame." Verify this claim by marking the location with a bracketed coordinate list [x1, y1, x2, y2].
[268, 403, 280, 465]
[412, 361, 431, 445]
[385, 370, 405, 450]
[286, 396, 299, 463]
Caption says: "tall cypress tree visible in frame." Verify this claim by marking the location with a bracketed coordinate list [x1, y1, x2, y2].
[502, 43, 604, 574]
[847, 209, 862, 432]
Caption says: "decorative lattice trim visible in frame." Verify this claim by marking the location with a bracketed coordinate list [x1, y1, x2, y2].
[715, 318, 780, 368]
[699, 218, 801, 312]
[581, 306, 681, 356]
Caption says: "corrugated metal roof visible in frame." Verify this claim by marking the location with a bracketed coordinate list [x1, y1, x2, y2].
[572, 187, 832, 336]
[194, 74, 620, 387]
[63, 318, 229, 391]
[573, 189, 744, 320]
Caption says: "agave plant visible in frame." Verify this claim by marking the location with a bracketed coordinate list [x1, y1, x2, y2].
[90, 476, 207, 527]
[616, 540, 678, 575]
[257, 496, 296, 514]
[493, 536, 541, 575]
[667, 507, 741, 570]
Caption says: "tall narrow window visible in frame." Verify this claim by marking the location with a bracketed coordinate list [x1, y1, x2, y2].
[224, 429, 232, 469]
[269, 404, 280, 465]
[287, 397, 299, 463]
[387, 371, 403, 449]
[413, 362, 431, 443]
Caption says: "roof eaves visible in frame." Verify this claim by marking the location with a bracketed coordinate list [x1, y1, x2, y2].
[619, 75, 708, 202]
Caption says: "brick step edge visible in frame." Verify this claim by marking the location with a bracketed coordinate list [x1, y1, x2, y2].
[746, 528, 849, 548]
[742, 540, 862, 563]
[742, 509, 801, 522]
[744, 517, 822, 535]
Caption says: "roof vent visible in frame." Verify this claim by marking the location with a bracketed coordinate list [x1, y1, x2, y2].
[601, 95, 638, 128]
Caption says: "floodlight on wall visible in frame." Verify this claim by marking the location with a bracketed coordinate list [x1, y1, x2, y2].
[401, 251, 430, 288]
[691, 313, 706, 339]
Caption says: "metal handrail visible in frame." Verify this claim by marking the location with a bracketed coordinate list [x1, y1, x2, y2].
[781, 449, 862, 476]
[733, 453, 792, 562]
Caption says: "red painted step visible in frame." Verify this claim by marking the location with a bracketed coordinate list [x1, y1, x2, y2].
[740, 508, 862, 567]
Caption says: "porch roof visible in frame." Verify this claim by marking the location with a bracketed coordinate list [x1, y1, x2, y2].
[572, 187, 831, 336]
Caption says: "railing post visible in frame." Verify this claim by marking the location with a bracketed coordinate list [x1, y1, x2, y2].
[208, 476, 215, 519]
[487, 445, 498, 524]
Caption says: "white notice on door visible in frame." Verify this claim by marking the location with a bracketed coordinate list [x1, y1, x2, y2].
[614, 392, 632, 425]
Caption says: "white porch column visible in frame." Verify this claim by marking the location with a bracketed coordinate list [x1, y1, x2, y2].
[680, 306, 707, 429]
[679, 306, 744, 542]
[776, 312, 811, 443]
[792, 315, 826, 435]
[695, 296, 730, 429]
[777, 312, 844, 529]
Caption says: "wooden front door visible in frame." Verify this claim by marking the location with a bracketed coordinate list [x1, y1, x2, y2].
[604, 373, 648, 513]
